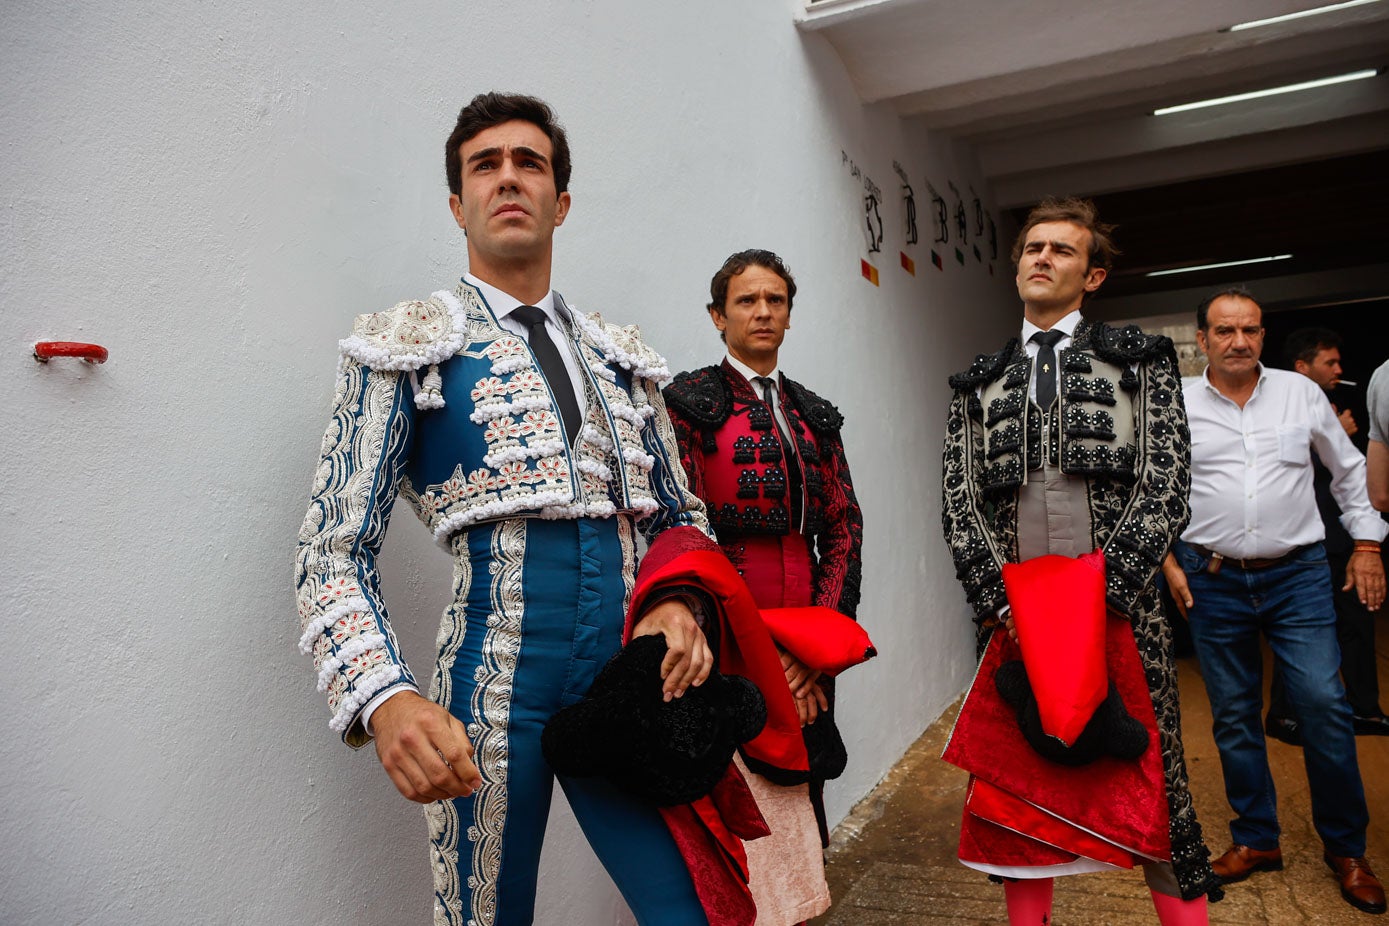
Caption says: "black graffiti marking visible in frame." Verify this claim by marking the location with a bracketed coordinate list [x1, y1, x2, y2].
[864, 192, 884, 253]
[947, 181, 967, 243]
[903, 182, 918, 245]
[928, 181, 948, 244]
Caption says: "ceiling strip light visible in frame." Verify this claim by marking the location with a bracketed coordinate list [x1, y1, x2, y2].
[1153, 69, 1378, 115]
[1145, 255, 1293, 278]
[1226, 0, 1383, 32]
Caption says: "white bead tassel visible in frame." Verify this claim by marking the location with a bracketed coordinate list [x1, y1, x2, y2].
[415, 363, 446, 409]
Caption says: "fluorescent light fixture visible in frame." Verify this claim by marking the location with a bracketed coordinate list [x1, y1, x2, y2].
[1226, 0, 1383, 32]
[1145, 255, 1293, 277]
[1154, 69, 1378, 115]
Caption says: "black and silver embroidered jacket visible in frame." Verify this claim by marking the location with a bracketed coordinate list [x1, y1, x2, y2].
[941, 318, 1192, 626]
[940, 317, 1220, 902]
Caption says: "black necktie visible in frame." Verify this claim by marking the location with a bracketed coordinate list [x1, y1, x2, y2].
[756, 376, 803, 527]
[1031, 329, 1065, 411]
[512, 305, 582, 442]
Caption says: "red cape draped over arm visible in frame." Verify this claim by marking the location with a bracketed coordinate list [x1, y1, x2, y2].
[625, 526, 808, 925]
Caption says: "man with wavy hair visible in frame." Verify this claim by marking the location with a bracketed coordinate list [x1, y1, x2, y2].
[941, 197, 1219, 923]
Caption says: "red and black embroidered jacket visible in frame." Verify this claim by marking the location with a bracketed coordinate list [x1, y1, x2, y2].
[663, 362, 864, 618]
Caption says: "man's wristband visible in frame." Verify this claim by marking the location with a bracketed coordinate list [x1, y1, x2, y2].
[1353, 541, 1382, 554]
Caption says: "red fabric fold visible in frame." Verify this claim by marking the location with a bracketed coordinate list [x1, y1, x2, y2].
[759, 606, 876, 675]
[706, 763, 773, 843]
[943, 614, 1171, 866]
[628, 532, 808, 774]
[966, 778, 1138, 868]
[659, 802, 758, 926]
[630, 527, 795, 925]
[957, 795, 1080, 869]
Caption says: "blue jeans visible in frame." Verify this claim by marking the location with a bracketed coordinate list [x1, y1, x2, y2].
[1174, 540, 1368, 856]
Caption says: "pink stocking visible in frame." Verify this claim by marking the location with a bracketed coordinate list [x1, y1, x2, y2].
[1150, 889, 1208, 925]
[1003, 878, 1054, 925]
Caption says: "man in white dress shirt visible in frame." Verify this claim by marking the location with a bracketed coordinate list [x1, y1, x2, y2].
[1164, 287, 1387, 914]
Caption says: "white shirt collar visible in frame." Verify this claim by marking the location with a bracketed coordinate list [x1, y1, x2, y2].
[725, 353, 778, 387]
[1200, 362, 1266, 399]
[1020, 308, 1083, 345]
[465, 272, 560, 323]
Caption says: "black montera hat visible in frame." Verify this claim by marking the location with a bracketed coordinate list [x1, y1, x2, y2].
[541, 634, 767, 806]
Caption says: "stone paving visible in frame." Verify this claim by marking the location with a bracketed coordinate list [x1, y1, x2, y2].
[813, 648, 1389, 925]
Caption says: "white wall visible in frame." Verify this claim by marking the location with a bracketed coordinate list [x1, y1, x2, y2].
[1, 1, 1018, 922]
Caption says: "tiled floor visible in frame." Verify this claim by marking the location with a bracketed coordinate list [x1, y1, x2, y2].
[814, 642, 1389, 924]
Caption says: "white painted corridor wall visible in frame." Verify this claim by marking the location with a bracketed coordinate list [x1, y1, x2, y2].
[2, 1, 1019, 922]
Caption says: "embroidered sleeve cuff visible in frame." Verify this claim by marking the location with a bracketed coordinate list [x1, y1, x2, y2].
[331, 665, 405, 741]
[297, 585, 414, 743]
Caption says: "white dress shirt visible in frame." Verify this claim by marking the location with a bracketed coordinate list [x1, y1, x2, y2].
[1181, 364, 1387, 558]
[1021, 309, 1083, 403]
[1368, 359, 1389, 445]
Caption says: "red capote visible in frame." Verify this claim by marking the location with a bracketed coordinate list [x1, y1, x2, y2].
[759, 606, 876, 675]
[965, 777, 1137, 869]
[1002, 549, 1107, 746]
[660, 767, 769, 926]
[942, 612, 1171, 866]
[626, 532, 808, 775]
[626, 526, 804, 926]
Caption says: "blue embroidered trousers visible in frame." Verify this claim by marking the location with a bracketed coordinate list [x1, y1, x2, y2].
[425, 516, 708, 926]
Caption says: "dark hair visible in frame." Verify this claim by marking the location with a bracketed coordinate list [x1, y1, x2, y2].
[1283, 327, 1343, 367]
[1196, 286, 1260, 330]
[445, 92, 572, 196]
[1010, 196, 1119, 273]
[708, 249, 797, 314]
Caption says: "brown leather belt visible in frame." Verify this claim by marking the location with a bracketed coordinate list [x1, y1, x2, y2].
[1189, 542, 1302, 572]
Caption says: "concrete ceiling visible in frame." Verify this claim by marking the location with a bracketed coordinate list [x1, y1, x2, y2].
[800, 0, 1389, 307]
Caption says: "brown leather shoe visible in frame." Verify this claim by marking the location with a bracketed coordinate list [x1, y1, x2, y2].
[1326, 853, 1388, 914]
[1211, 844, 1283, 883]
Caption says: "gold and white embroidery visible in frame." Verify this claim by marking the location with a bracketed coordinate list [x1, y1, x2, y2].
[429, 798, 464, 926]
[410, 296, 682, 533]
[571, 310, 671, 383]
[298, 283, 706, 740]
[617, 516, 637, 616]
